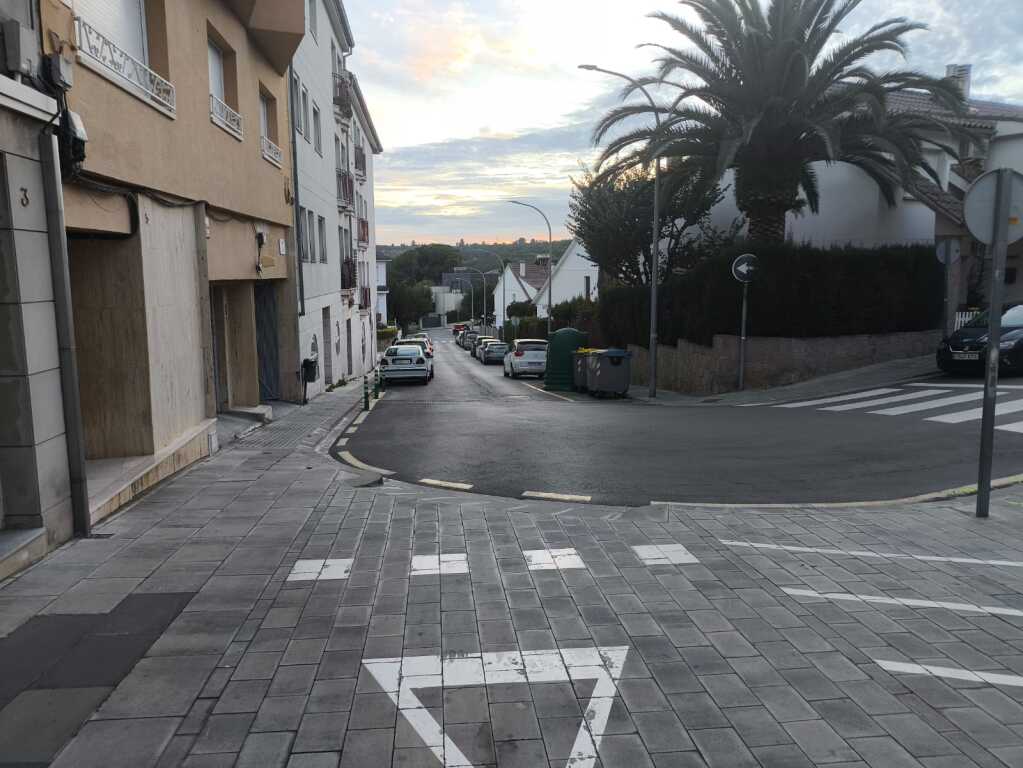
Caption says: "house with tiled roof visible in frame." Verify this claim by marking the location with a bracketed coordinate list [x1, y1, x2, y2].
[708, 64, 1023, 329]
[531, 240, 599, 320]
[493, 259, 549, 329]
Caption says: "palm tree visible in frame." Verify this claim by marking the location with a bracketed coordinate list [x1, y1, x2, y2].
[594, 0, 968, 244]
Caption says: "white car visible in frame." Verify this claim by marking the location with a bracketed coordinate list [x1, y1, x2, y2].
[380, 345, 430, 384]
[504, 339, 548, 378]
[399, 338, 435, 379]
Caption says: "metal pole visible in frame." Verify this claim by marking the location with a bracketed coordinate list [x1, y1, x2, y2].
[977, 169, 1013, 519]
[502, 261, 507, 340]
[548, 220, 553, 337]
[363, 374, 370, 411]
[943, 241, 953, 337]
[649, 159, 660, 398]
[738, 281, 749, 390]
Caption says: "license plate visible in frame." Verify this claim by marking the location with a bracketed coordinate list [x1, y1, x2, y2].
[394, 359, 410, 365]
[952, 352, 980, 361]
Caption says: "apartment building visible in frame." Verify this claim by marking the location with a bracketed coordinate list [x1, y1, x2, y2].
[290, 0, 382, 399]
[28, 0, 304, 527]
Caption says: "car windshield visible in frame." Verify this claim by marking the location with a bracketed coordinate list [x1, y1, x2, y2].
[518, 343, 547, 352]
[965, 306, 1023, 329]
[387, 346, 419, 357]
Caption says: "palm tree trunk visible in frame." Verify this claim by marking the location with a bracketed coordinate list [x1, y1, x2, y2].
[747, 207, 788, 245]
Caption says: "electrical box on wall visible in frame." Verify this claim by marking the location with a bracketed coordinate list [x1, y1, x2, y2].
[0, 19, 37, 77]
[279, 238, 286, 256]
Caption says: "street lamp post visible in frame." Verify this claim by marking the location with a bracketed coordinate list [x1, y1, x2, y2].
[580, 63, 662, 398]
[507, 201, 553, 337]
[455, 267, 498, 333]
[454, 277, 474, 324]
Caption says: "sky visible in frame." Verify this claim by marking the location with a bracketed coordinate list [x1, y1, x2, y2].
[345, 0, 1023, 246]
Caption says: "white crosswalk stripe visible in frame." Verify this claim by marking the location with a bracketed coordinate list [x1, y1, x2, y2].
[766, 383, 1023, 435]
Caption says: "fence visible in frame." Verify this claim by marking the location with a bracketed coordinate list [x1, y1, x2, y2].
[954, 310, 981, 331]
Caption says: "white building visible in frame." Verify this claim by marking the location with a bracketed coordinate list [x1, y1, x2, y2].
[493, 261, 548, 329]
[432, 286, 465, 318]
[532, 241, 599, 319]
[291, 0, 382, 397]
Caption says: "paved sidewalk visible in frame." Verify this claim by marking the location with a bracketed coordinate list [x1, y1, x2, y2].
[6, 396, 1023, 765]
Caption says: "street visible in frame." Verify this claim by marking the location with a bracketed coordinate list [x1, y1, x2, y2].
[345, 337, 1023, 506]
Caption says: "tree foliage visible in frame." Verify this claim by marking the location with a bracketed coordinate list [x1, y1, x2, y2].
[568, 167, 726, 286]
[387, 244, 462, 286]
[593, 0, 969, 244]
[390, 282, 435, 330]
[507, 300, 537, 319]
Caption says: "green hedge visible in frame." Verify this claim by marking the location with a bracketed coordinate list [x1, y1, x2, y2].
[599, 243, 943, 348]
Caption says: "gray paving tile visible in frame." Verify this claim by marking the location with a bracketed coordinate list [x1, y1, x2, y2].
[494, 738, 548, 768]
[784, 719, 860, 763]
[874, 713, 959, 757]
[724, 705, 792, 747]
[295, 711, 349, 752]
[339, 728, 393, 768]
[50, 717, 181, 768]
[253, 694, 308, 732]
[191, 712, 255, 754]
[633, 710, 695, 752]
[849, 736, 927, 767]
[235, 731, 293, 768]
[96, 656, 218, 718]
[0, 687, 111, 763]
[490, 701, 541, 741]
[689, 727, 759, 768]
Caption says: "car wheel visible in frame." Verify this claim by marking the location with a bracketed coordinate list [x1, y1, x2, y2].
[503, 368, 509, 377]
[510, 368, 518, 379]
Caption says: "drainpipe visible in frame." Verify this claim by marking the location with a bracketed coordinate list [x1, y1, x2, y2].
[288, 65, 306, 317]
[39, 131, 90, 537]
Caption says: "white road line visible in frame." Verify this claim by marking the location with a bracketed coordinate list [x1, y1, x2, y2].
[410, 553, 469, 576]
[338, 450, 395, 476]
[927, 398, 1023, 424]
[998, 421, 1023, 434]
[521, 382, 575, 402]
[523, 548, 586, 571]
[720, 540, 1023, 568]
[821, 389, 949, 412]
[874, 659, 1023, 688]
[354, 412, 369, 425]
[870, 391, 985, 415]
[908, 382, 1023, 390]
[286, 558, 354, 582]
[336, 437, 349, 447]
[345, 427, 358, 434]
[420, 479, 474, 491]
[523, 491, 592, 502]
[782, 587, 1023, 618]
[633, 544, 700, 565]
[774, 388, 900, 409]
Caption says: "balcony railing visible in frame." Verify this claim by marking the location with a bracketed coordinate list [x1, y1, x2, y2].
[354, 146, 367, 177]
[333, 72, 354, 119]
[357, 218, 369, 247]
[261, 135, 282, 167]
[74, 15, 176, 116]
[359, 285, 372, 310]
[210, 94, 243, 140]
[336, 169, 355, 210]
[341, 258, 357, 291]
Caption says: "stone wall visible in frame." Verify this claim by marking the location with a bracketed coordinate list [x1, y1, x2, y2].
[630, 329, 941, 395]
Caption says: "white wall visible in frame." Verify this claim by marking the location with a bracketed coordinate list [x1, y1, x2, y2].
[493, 266, 534, 328]
[535, 242, 598, 319]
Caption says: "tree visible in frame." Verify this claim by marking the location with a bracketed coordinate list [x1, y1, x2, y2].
[388, 244, 461, 286]
[391, 282, 435, 329]
[593, 0, 967, 244]
[568, 167, 724, 286]
[507, 301, 537, 319]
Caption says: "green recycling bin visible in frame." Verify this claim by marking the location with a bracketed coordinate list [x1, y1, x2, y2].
[544, 328, 588, 392]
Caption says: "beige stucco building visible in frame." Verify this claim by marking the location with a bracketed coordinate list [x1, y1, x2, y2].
[30, 0, 305, 526]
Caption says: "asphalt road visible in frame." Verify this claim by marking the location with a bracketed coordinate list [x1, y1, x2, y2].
[345, 334, 1023, 506]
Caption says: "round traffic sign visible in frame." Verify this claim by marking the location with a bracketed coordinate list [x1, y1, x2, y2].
[964, 169, 1023, 246]
[732, 253, 758, 283]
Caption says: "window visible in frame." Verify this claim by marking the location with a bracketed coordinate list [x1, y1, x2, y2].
[308, 0, 317, 39]
[259, 90, 277, 142]
[78, 0, 148, 63]
[207, 26, 241, 137]
[313, 103, 322, 154]
[208, 40, 225, 102]
[302, 87, 310, 141]
[307, 209, 316, 262]
[298, 206, 307, 262]
[331, 41, 336, 74]
[291, 73, 302, 133]
[584, 275, 591, 299]
[318, 216, 327, 264]
[334, 136, 341, 169]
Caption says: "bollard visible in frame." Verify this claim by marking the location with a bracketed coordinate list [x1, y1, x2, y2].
[379, 366, 386, 392]
[373, 368, 380, 399]
[363, 374, 369, 411]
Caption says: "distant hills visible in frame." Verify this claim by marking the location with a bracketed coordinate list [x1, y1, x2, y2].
[378, 239, 573, 274]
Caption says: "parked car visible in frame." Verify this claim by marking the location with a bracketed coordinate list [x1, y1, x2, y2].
[380, 345, 430, 384]
[472, 336, 496, 358]
[481, 341, 508, 365]
[452, 323, 467, 336]
[462, 330, 479, 350]
[398, 338, 434, 379]
[938, 305, 1023, 373]
[504, 339, 548, 379]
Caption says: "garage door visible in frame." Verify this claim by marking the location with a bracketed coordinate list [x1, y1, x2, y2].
[75, 0, 148, 64]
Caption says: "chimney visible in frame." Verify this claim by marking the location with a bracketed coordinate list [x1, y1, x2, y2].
[520, 262, 526, 278]
[946, 64, 972, 99]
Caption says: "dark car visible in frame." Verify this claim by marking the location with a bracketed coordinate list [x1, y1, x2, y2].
[938, 305, 1023, 373]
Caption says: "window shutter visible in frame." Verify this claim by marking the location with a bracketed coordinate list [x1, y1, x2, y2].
[76, 0, 148, 63]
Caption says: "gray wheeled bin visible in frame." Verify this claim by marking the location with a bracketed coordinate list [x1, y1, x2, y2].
[572, 351, 590, 392]
[588, 349, 632, 398]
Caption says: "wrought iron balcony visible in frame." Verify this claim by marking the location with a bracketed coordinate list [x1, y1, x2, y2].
[333, 72, 354, 119]
[336, 169, 355, 210]
[210, 94, 243, 140]
[357, 218, 370, 247]
[74, 15, 176, 116]
[261, 135, 282, 167]
[354, 146, 367, 177]
[341, 258, 357, 291]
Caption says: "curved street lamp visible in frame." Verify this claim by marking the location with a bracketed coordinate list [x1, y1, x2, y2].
[454, 266, 498, 330]
[579, 63, 661, 398]
[452, 276, 474, 324]
[507, 200, 553, 337]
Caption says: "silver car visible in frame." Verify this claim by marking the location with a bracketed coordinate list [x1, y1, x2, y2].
[380, 345, 430, 384]
[481, 341, 508, 365]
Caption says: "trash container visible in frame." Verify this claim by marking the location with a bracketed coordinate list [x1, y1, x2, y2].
[588, 349, 632, 398]
[572, 351, 590, 392]
[544, 328, 588, 392]
[585, 350, 604, 392]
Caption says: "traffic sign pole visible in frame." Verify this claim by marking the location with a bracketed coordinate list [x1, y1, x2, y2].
[977, 169, 1015, 519]
[738, 281, 750, 390]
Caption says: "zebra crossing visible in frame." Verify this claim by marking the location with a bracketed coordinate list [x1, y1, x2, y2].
[767, 382, 1023, 434]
